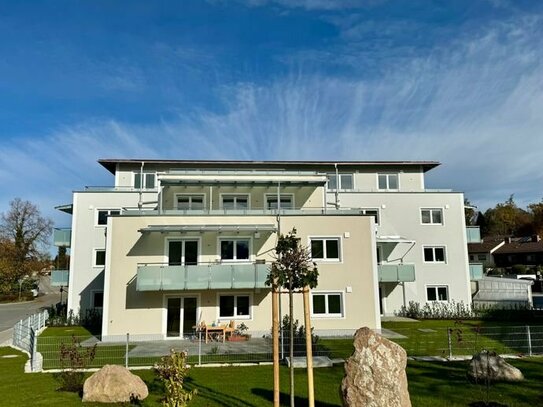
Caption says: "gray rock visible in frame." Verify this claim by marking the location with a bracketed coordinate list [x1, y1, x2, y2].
[341, 327, 411, 407]
[467, 350, 524, 382]
[83, 364, 149, 403]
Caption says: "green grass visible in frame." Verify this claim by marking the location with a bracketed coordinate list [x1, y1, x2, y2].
[3, 346, 543, 406]
[39, 326, 94, 338]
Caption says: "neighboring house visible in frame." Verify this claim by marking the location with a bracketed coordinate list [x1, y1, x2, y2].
[493, 236, 543, 269]
[467, 233, 505, 269]
[56, 159, 472, 340]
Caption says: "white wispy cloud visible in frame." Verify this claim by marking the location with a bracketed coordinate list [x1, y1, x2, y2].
[1, 12, 541, 227]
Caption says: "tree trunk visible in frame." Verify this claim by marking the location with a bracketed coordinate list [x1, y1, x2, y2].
[289, 283, 295, 407]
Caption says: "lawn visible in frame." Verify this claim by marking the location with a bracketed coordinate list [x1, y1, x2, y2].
[3, 345, 543, 406]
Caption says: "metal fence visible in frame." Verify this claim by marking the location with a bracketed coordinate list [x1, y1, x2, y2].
[382, 325, 543, 358]
[12, 310, 49, 371]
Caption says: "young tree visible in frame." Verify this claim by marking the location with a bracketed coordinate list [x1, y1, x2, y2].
[0, 198, 53, 284]
[267, 228, 318, 407]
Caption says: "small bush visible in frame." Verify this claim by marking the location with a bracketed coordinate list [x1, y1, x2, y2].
[53, 335, 97, 392]
[154, 349, 196, 407]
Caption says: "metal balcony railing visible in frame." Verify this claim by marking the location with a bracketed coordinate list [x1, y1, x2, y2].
[377, 264, 416, 282]
[136, 262, 270, 291]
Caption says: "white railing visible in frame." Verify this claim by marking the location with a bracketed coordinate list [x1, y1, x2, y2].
[12, 310, 49, 372]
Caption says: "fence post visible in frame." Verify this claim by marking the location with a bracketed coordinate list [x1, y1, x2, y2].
[526, 326, 532, 356]
[447, 328, 453, 358]
[198, 331, 202, 366]
[125, 333, 129, 368]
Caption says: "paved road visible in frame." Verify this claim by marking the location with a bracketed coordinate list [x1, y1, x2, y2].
[0, 276, 61, 345]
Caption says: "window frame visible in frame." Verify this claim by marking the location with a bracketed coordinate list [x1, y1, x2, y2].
[91, 290, 104, 309]
[133, 171, 157, 190]
[426, 285, 449, 302]
[93, 249, 106, 268]
[95, 208, 121, 227]
[219, 194, 251, 210]
[309, 237, 342, 262]
[218, 237, 252, 262]
[423, 246, 447, 263]
[264, 193, 295, 210]
[420, 208, 444, 225]
[327, 173, 355, 191]
[174, 193, 206, 211]
[310, 291, 345, 318]
[377, 173, 399, 191]
[217, 293, 252, 320]
[165, 237, 201, 266]
[360, 208, 380, 225]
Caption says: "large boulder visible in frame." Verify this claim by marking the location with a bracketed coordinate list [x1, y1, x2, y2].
[341, 327, 411, 407]
[467, 351, 524, 382]
[83, 364, 148, 403]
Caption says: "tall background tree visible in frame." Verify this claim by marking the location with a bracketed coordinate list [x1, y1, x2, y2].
[0, 198, 52, 292]
[482, 195, 533, 237]
[267, 228, 319, 407]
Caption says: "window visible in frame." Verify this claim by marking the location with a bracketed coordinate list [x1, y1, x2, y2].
[312, 293, 343, 317]
[266, 195, 294, 210]
[220, 239, 250, 261]
[134, 172, 156, 189]
[426, 286, 448, 302]
[219, 295, 250, 318]
[423, 246, 446, 263]
[94, 250, 106, 267]
[92, 291, 104, 308]
[469, 254, 475, 262]
[96, 209, 121, 226]
[421, 208, 443, 225]
[168, 240, 199, 266]
[377, 173, 399, 190]
[477, 254, 487, 261]
[360, 208, 380, 225]
[176, 195, 205, 210]
[221, 195, 249, 210]
[327, 173, 354, 190]
[310, 238, 340, 261]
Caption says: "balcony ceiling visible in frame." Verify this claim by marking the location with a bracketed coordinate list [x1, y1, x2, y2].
[138, 224, 277, 234]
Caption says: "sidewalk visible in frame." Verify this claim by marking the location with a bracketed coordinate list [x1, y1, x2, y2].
[0, 328, 13, 346]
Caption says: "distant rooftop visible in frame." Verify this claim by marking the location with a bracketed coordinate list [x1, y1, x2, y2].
[98, 159, 441, 174]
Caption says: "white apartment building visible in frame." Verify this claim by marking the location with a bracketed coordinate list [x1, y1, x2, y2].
[53, 159, 471, 339]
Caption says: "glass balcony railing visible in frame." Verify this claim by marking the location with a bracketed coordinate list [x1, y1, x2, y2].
[53, 228, 71, 247]
[51, 270, 69, 286]
[136, 262, 269, 291]
[469, 263, 484, 280]
[378, 264, 416, 282]
[466, 226, 481, 243]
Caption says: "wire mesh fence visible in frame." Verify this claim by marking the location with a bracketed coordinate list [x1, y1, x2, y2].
[36, 325, 543, 371]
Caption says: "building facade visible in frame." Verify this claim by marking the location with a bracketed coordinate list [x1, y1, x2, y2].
[55, 159, 472, 340]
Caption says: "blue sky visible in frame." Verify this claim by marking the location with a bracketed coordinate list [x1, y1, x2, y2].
[1, 0, 542, 228]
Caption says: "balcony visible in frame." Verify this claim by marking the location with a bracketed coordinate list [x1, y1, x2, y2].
[466, 226, 481, 243]
[469, 263, 484, 280]
[53, 228, 71, 247]
[136, 262, 269, 291]
[51, 270, 69, 286]
[378, 264, 416, 282]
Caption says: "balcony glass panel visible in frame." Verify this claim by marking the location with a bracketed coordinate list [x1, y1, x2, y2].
[51, 270, 69, 286]
[378, 264, 416, 282]
[469, 263, 484, 280]
[186, 265, 210, 290]
[53, 229, 71, 247]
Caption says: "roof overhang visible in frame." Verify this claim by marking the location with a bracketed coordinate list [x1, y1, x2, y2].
[377, 236, 416, 244]
[55, 204, 73, 215]
[158, 174, 327, 186]
[138, 224, 277, 234]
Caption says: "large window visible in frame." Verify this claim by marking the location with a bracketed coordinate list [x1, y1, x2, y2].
[176, 195, 205, 210]
[134, 172, 156, 189]
[312, 292, 343, 317]
[327, 173, 354, 190]
[168, 240, 199, 266]
[421, 208, 443, 225]
[94, 249, 106, 267]
[310, 238, 341, 261]
[265, 195, 294, 210]
[219, 295, 250, 319]
[426, 286, 448, 302]
[377, 173, 399, 190]
[96, 209, 120, 226]
[423, 246, 446, 263]
[220, 239, 250, 261]
[221, 195, 249, 210]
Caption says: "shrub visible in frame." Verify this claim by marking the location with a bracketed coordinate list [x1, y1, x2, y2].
[275, 315, 319, 357]
[154, 349, 196, 407]
[53, 335, 97, 392]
